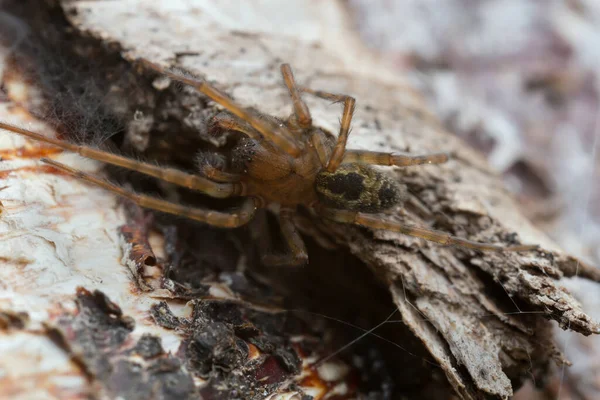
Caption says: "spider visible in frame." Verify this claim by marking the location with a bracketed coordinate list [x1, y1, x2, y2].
[0, 60, 537, 266]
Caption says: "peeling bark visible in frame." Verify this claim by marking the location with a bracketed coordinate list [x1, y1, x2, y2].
[0, 1, 599, 399]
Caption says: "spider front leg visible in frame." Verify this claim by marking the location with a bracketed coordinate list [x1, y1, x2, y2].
[211, 111, 262, 140]
[299, 88, 449, 168]
[343, 149, 449, 167]
[262, 207, 308, 267]
[41, 158, 259, 228]
[196, 151, 241, 183]
[0, 122, 243, 199]
[280, 64, 312, 130]
[320, 208, 539, 252]
[300, 87, 356, 172]
[140, 59, 302, 156]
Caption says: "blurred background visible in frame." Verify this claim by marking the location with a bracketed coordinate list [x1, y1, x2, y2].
[346, 1, 600, 398]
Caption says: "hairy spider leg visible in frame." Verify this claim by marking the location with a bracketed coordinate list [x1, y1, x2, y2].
[0, 122, 242, 198]
[140, 59, 302, 157]
[262, 207, 309, 266]
[301, 87, 449, 168]
[198, 163, 241, 183]
[342, 150, 449, 167]
[310, 130, 332, 167]
[298, 86, 357, 172]
[41, 158, 258, 227]
[320, 208, 539, 252]
[300, 87, 350, 103]
[211, 111, 262, 140]
[326, 97, 356, 172]
[280, 64, 312, 130]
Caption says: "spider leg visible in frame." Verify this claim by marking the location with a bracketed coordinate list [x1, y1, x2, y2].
[0, 122, 243, 198]
[41, 158, 258, 227]
[302, 87, 448, 169]
[198, 164, 241, 183]
[300, 88, 349, 103]
[280, 64, 312, 129]
[320, 208, 539, 252]
[211, 111, 262, 140]
[300, 87, 356, 172]
[301, 87, 449, 168]
[195, 148, 242, 183]
[140, 59, 302, 157]
[293, 213, 338, 250]
[343, 149, 449, 167]
[262, 207, 308, 266]
[310, 129, 333, 167]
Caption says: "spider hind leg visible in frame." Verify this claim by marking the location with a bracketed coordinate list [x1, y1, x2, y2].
[262, 207, 308, 267]
[195, 151, 241, 183]
[41, 158, 258, 228]
[321, 208, 539, 252]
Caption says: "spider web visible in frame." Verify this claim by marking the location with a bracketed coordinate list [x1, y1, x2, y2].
[556, 81, 600, 400]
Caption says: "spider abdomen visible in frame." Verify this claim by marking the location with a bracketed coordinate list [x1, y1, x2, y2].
[315, 163, 406, 212]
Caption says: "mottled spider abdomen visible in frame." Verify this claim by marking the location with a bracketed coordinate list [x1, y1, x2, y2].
[315, 163, 406, 212]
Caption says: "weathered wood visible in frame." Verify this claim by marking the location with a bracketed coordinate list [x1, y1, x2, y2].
[0, 1, 598, 399]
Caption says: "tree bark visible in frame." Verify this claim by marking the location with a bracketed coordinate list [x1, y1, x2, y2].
[0, 1, 598, 399]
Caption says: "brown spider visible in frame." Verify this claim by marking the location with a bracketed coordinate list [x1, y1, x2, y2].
[0, 61, 537, 266]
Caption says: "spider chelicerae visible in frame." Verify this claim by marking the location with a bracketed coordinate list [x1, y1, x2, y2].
[0, 60, 537, 265]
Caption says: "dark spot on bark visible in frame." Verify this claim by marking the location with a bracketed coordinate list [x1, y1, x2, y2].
[49, 289, 197, 399]
[254, 356, 289, 385]
[274, 347, 301, 374]
[192, 300, 245, 326]
[0, 310, 29, 330]
[132, 334, 164, 359]
[234, 322, 261, 340]
[150, 301, 185, 330]
[249, 335, 276, 353]
[148, 357, 183, 374]
[185, 322, 248, 377]
[374, 118, 382, 131]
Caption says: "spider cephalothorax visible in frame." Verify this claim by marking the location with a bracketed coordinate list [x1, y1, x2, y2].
[0, 60, 538, 266]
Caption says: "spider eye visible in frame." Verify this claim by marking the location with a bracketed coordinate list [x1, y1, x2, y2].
[315, 163, 405, 212]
